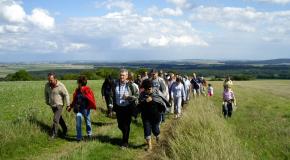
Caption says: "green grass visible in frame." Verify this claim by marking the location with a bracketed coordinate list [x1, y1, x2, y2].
[0, 80, 147, 160]
[0, 80, 289, 160]
[211, 80, 290, 160]
[147, 80, 289, 160]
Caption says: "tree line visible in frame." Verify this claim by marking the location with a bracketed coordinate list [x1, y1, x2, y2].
[1, 65, 290, 81]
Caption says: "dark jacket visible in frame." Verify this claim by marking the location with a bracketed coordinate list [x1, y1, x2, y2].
[138, 89, 170, 121]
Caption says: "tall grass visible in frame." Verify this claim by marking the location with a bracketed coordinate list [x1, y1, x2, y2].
[150, 98, 253, 160]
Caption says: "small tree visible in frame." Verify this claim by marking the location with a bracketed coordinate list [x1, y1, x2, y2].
[7, 70, 33, 81]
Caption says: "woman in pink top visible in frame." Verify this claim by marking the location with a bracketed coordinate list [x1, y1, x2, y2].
[222, 86, 236, 118]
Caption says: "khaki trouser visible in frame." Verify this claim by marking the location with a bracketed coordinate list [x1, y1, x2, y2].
[51, 105, 67, 136]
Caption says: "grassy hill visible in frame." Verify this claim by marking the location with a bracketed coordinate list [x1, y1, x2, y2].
[0, 80, 289, 159]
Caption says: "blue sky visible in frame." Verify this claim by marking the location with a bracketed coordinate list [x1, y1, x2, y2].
[0, 0, 290, 62]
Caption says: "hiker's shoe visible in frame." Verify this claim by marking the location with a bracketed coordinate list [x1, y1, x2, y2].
[120, 143, 128, 149]
[50, 134, 56, 140]
[145, 139, 152, 151]
[87, 135, 92, 141]
[156, 136, 160, 143]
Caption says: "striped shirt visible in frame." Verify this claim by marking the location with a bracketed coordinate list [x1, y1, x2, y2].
[115, 82, 130, 106]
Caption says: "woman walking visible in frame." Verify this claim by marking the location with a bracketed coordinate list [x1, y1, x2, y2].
[67, 75, 96, 141]
[138, 79, 169, 150]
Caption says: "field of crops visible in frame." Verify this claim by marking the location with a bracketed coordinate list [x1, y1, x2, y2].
[0, 80, 289, 160]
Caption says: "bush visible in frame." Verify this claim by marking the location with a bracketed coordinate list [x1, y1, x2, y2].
[5, 70, 34, 81]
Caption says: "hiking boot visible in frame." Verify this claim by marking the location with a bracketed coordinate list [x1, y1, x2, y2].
[120, 143, 128, 149]
[145, 138, 152, 151]
[49, 134, 56, 140]
[87, 135, 92, 141]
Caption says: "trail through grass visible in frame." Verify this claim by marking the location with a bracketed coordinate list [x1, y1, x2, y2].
[0, 80, 289, 160]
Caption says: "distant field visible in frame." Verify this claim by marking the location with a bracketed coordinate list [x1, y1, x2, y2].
[0, 80, 289, 159]
[0, 64, 94, 78]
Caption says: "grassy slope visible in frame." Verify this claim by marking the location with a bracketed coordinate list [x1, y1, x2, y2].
[147, 80, 289, 160]
[0, 80, 289, 160]
[0, 80, 147, 160]
[148, 98, 253, 160]
[211, 80, 290, 160]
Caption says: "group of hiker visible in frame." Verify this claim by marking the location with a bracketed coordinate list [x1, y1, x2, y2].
[44, 69, 237, 150]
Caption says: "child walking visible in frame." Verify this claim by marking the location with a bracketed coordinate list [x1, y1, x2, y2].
[207, 83, 214, 97]
[222, 86, 236, 118]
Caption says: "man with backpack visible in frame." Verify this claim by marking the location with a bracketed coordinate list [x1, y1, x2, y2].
[113, 69, 139, 149]
[190, 73, 200, 97]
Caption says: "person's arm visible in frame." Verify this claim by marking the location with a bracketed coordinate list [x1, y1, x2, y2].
[44, 84, 50, 105]
[101, 82, 105, 98]
[232, 91, 236, 106]
[127, 83, 139, 101]
[159, 78, 167, 96]
[181, 85, 186, 101]
[170, 84, 174, 99]
[60, 84, 70, 107]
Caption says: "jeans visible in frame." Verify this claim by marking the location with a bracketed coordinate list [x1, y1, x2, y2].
[174, 96, 182, 114]
[143, 119, 160, 140]
[222, 102, 233, 118]
[76, 108, 92, 140]
[51, 105, 67, 136]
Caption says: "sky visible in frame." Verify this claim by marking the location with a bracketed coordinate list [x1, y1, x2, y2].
[0, 0, 290, 62]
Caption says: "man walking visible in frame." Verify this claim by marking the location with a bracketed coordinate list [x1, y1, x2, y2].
[113, 69, 139, 148]
[44, 72, 69, 138]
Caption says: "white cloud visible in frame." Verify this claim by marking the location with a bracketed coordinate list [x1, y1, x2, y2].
[147, 6, 183, 17]
[148, 36, 170, 47]
[65, 11, 208, 48]
[0, 0, 26, 23]
[253, 0, 290, 4]
[190, 6, 290, 35]
[64, 43, 89, 53]
[173, 35, 208, 46]
[166, 0, 187, 7]
[27, 8, 55, 30]
[45, 41, 58, 50]
[95, 0, 134, 13]
[0, 25, 27, 33]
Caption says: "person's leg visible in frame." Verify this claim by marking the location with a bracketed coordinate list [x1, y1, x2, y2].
[227, 102, 233, 117]
[177, 97, 182, 117]
[122, 107, 132, 146]
[116, 108, 125, 134]
[76, 112, 83, 141]
[151, 120, 160, 139]
[105, 96, 113, 117]
[186, 88, 190, 101]
[174, 97, 178, 117]
[222, 102, 228, 118]
[143, 120, 152, 150]
[84, 109, 92, 137]
[170, 98, 175, 113]
[51, 105, 64, 137]
[116, 107, 129, 146]
[59, 115, 67, 135]
[143, 119, 151, 140]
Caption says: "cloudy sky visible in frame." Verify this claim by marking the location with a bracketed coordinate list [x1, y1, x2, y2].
[0, 0, 290, 62]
